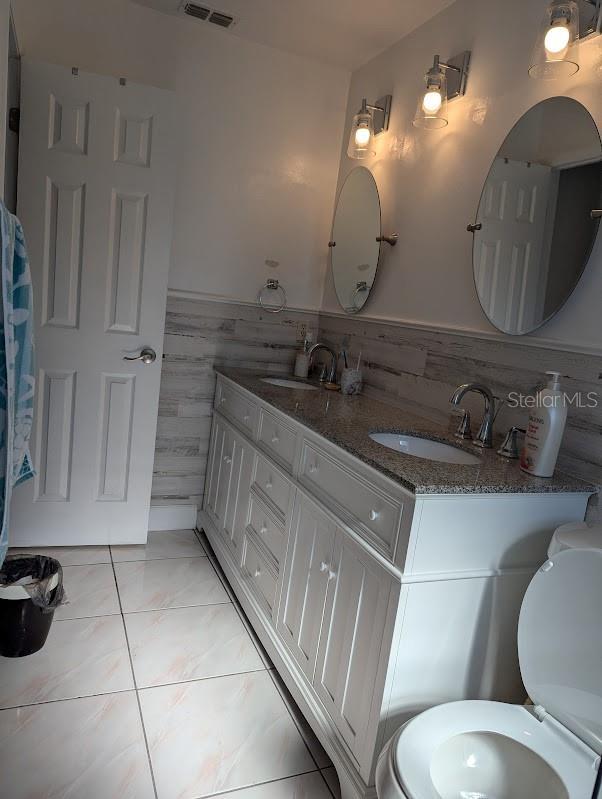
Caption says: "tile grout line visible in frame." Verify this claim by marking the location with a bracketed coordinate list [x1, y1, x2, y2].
[0, 685, 136, 713]
[110, 553, 208, 563]
[186, 766, 328, 799]
[109, 544, 160, 799]
[319, 767, 339, 799]
[266, 668, 327, 773]
[194, 529, 273, 669]
[195, 528, 331, 776]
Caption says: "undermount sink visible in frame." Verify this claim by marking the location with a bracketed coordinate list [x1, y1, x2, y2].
[369, 432, 481, 465]
[261, 377, 318, 391]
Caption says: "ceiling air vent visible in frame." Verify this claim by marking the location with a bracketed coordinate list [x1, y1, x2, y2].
[179, 2, 236, 28]
[208, 10, 234, 28]
[182, 3, 210, 20]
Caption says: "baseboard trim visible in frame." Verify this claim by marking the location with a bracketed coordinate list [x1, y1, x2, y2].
[149, 504, 198, 531]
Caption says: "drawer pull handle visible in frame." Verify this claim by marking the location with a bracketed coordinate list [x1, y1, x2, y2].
[265, 481, 273, 490]
[328, 569, 337, 581]
[320, 561, 329, 572]
[369, 509, 380, 521]
[243, 413, 250, 422]
[260, 524, 268, 535]
[220, 397, 227, 405]
[224, 455, 232, 465]
[271, 434, 280, 444]
[254, 567, 261, 578]
[308, 463, 319, 474]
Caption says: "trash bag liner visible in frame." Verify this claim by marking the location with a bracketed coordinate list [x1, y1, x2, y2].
[0, 554, 65, 611]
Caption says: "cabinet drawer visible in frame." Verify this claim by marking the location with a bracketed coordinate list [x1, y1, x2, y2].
[252, 454, 294, 522]
[241, 533, 278, 616]
[257, 408, 298, 471]
[215, 379, 258, 438]
[248, 494, 285, 567]
[299, 440, 403, 559]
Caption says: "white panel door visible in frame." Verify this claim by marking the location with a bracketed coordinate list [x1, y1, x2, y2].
[474, 157, 553, 333]
[11, 60, 176, 545]
[276, 491, 335, 682]
[313, 529, 396, 767]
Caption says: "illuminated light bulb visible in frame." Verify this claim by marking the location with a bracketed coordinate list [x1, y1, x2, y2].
[354, 126, 371, 146]
[422, 89, 443, 114]
[544, 23, 570, 53]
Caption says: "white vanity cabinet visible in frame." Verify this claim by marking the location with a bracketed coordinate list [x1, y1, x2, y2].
[313, 521, 397, 765]
[205, 414, 255, 563]
[277, 492, 337, 681]
[199, 373, 592, 799]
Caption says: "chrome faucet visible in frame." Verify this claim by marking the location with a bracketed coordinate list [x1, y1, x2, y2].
[450, 383, 496, 448]
[308, 343, 338, 385]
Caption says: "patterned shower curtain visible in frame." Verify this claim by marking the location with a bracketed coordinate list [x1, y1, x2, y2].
[0, 201, 35, 567]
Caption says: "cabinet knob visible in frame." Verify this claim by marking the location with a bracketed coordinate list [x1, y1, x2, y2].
[260, 524, 268, 535]
[271, 434, 279, 444]
[320, 561, 329, 572]
[254, 567, 261, 578]
[224, 455, 232, 465]
[220, 397, 227, 405]
[265, 480, 273, 490]
[243, 413, 250, 422]
[328, 569, 337, 581]
[369, 509, 380, 522]
[308, 463, 319, 475]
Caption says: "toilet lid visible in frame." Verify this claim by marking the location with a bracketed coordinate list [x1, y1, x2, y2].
[518, 548, 602, 755]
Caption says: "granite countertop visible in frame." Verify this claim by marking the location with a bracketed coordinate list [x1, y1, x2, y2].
[216, 367, 596, 497]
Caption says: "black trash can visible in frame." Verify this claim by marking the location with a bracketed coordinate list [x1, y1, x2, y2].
[0, 554, 65, 657]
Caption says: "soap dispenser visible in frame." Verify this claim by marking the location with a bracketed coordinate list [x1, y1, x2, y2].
[520, 371, 567, 478]
[294, 331, 313, 379]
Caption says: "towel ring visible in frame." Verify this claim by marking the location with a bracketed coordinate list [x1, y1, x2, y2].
[258, 279, 287, 314]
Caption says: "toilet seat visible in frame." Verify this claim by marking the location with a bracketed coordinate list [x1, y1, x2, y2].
[377, 548, 602, 799]
[388, 700, 597, 799]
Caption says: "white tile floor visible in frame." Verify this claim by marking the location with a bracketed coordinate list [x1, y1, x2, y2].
[1, 530, 341, 799]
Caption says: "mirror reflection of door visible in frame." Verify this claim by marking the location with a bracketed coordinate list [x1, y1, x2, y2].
[331, 167, 381, 313]
[473, 97, 601, 335]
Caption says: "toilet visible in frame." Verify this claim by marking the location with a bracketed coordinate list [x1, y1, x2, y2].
[376, 525, 602, 799]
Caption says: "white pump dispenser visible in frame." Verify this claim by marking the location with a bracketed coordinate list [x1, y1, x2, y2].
[520, 371, 567, 478]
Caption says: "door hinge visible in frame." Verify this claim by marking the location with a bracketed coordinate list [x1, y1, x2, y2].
[8, 107, 20, 134]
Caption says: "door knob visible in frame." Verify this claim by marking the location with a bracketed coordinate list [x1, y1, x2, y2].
[123, 347, 156, 364]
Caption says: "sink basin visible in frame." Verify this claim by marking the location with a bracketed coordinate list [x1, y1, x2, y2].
[369, 432, 481, 465]
[261, 377, 318, 391]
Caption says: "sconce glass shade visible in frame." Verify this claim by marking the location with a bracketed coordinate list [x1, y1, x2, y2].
[413, 60, 448, 129]
[529, 0, 579, 79]
[347, 100, 375, 159]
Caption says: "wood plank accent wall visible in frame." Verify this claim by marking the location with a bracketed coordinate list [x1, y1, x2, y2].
[318, 312, 601, 523]
[152, 296, 600, 523]
[151, 296, 319, 509]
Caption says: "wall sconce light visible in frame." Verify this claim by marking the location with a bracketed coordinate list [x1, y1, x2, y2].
[413, 52, 470, 130]
[529, 0, 602, 79]
[347, 95, 392, 159]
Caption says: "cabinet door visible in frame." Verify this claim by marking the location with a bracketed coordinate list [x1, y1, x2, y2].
[276, 492, 335, 682]
[223, 430, 255, 563]
[213, 425, 235, 530]
[204, 415, 226, 524]
[314, 529, 395, 765]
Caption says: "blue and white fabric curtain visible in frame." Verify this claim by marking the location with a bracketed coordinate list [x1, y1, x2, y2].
[0, 201, 35, 567]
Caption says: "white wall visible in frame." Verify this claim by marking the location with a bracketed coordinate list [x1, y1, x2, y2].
[322, 0, 602, 353]
[12, 0, 350, 309]
[0, 0, 10, 197]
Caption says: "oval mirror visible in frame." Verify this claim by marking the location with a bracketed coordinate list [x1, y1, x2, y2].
[472, 97, 601, 335]
[331, 167, 381, 313]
